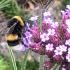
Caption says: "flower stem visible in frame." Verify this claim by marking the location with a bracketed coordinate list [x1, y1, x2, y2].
[21, 50, 29, 70]
[51, 63, 58, 70]
[39, 55, 45, 70]
[7, 46, 17, 70]
[51, 63, 61, 70]
[56, 64, 61, 70]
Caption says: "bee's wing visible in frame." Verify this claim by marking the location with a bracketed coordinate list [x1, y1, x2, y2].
[0, 21, 7, 32]
[0, 20, 16, 41]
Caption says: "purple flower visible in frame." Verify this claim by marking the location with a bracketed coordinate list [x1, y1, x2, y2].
[30, 42, 41, 53]
[65, 39, 70, 46]
[25, 23, 31, 31]
[53, 55, 62, 62]
[64, 32, 70, 39]
[43, 18, 53, 24]
[54, 46, 63, 55]
[59, 45, 67, 52]
[43, 61, 53, 69]
[45, 43, 54, 51]
[25, 31, 32, 38]
[51, 22, 59, 28]
[66, 19, 70, 27]
[45, 43, 54, 56]
[61, 10, 66, 16]
[47, 29, 55, 36]
[42, 21, 48, 31]
[40, 33, 49, 42]
[30, 16, 38, 21]
[68, 48, 70, 54]
[50, 35, 62, 45]
[31, 22, 40, 40]
[23, 5, 70, 64]
[61, 68, 66, 70]
[66, 5, 70, 9]
[66, 54, 70, 62]
[43, 12, 51, 17]
[67, 28, 70, 33]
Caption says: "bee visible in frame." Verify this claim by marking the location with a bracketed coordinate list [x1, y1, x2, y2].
[5, 16, 25, 47]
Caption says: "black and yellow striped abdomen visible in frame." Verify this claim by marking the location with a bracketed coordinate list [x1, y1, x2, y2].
[6, 16, 25, 46]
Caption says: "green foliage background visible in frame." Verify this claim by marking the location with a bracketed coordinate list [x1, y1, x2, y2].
[61, 0, 70, 9]
[0, 0, 29, 19]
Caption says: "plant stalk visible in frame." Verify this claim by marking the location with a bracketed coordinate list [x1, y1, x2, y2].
[7, 46, 17, 70]
[21, 50, 29, 70]
[39, 55, 45, 70]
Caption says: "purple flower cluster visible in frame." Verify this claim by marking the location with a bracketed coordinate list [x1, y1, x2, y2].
[23, 5, 70, 69]
[61, 5, 70, 63]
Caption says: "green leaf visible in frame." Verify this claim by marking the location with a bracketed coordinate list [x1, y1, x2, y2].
[0, 56, 8, 70]
[21, 50, 29, 70]
[0, 0, 27, 19]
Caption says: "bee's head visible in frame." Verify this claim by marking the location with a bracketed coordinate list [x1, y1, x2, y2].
[7, 16, 25, 28]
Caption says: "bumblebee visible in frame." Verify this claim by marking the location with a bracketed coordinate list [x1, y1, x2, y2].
[5, 16, 25, 47]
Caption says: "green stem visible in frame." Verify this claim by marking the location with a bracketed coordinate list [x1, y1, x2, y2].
[11, 0, 21, 14]
[56, 64, 61, 70]
[0, 0, 11, 5]
[7, 46, 17, 70]
[21, 50, 29, 70]
[51, 63, 58, 70]
[0, 4, 10, 9]
[39, 55, 45, 70]
[51, 63, 61, 70]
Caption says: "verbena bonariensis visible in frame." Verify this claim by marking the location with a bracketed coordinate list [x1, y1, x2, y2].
[23, 5, 70, 70]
